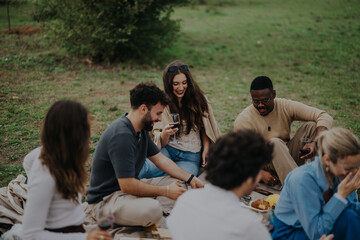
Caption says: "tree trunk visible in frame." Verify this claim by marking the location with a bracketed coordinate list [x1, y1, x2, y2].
[7, 0, 11, 32]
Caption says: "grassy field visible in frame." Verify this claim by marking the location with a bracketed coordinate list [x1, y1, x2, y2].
[1, 0, 359, 187]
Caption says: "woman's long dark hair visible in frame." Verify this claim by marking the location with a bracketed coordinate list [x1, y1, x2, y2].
[40, 100, 90, 203]
[163, 60, 208, 134]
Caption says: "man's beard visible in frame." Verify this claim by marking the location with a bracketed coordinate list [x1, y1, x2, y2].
[142, 112, 154, 131]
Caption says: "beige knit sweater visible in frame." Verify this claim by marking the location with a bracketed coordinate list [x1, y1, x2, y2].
[234, 98, 333, 142]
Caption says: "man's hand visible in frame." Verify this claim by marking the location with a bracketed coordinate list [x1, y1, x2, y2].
[261, 170, 280, 186]
[189, 176, 204, 189]
[167, 181, 187, 200]
[300, 141, 316, 160]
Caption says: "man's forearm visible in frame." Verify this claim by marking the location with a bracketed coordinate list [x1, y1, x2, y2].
[313, 126, 328, 140]
[118, 177, 167, 197]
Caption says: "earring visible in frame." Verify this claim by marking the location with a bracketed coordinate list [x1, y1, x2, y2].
[325, 166, 329, 172]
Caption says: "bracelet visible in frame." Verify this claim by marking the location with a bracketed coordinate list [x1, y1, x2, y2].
[166, 185, 169, 197]
[186, 174, 195, 184]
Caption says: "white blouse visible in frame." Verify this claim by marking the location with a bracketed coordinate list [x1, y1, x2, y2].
[22, 149, 87, 240]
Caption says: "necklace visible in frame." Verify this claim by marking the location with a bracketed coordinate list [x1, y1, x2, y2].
[263, 117, 271, 131]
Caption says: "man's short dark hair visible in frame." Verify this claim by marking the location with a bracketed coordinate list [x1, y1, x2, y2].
[205, 130, 273, 190]
[250, 76, 273, 91]
[130, 82, 168, 109]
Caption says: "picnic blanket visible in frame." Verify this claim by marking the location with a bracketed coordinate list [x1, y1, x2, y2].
[0, 172, 279, 239]
[0, 175, 27, 234]
[82, 176, 184, 239]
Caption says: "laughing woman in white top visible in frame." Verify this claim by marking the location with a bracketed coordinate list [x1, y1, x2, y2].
[22, 100, 112, 240]
[138, 60, 221, 179]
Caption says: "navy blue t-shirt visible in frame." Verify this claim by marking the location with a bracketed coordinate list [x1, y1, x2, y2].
[86, 114, 159, 204]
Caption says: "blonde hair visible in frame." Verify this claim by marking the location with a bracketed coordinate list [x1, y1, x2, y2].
[316, 127, 360, 189]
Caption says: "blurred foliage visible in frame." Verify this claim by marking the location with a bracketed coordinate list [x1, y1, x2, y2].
[0, 0, 28, 5]
[32, 0, 189, 63]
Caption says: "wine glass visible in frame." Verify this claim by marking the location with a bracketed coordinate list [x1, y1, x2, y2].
[300, 137, 311, 163]
[169, 113, 180, 144]
[97, 216, 113, 231]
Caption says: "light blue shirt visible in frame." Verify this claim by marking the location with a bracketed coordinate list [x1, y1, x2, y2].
[274, 157, 360, 240]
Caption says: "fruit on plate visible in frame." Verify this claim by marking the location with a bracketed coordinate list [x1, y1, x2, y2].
[251, 199, 270, 210]
[266, 194, 280, 207]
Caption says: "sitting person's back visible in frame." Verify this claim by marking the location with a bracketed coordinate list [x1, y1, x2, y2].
[24, 152, 86, 238]
[167, 130, 273, 240]
[22, 100, 111, 240]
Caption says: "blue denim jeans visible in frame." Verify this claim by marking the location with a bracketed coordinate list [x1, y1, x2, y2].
[272, 208, 360, 240]
[138, 145, 201, 179]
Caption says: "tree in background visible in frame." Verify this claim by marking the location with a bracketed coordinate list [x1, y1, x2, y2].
[33, 0, 188, 63]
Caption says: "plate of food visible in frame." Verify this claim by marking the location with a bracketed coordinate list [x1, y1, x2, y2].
[240, 199, 271, 213]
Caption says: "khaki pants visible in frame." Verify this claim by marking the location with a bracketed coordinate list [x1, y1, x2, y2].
[84, 176, 185, 227]
[264, 122, 317, 185]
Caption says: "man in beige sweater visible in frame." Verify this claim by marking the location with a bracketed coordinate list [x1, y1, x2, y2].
[234, 76, 333, 186]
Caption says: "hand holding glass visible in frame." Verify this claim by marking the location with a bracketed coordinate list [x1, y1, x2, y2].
[170, 113, 180, 144]
[300, 138, 311, 161]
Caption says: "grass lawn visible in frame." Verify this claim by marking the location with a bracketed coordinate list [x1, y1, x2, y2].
[0, 0, 359, 186]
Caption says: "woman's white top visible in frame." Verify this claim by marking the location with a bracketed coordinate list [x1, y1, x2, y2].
[22, 149, 87, 240]
[169, 120, 202, 153]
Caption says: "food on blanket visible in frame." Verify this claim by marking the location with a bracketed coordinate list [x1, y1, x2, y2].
[266, 194, 280, 207]
[251, 199, 270, 210]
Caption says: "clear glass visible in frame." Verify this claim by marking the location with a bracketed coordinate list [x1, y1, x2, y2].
[300, 137, 311, 162]
[97, 210, 114, 230]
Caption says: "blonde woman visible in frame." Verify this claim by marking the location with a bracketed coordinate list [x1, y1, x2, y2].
[272, 127, 360, 240]
[22, 100, 112, 240]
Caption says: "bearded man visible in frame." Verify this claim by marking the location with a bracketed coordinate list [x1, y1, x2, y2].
[86, 83, 203, 227]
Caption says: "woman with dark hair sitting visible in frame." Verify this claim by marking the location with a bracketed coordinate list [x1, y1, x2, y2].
[138, 60, 221, 179]
[272, 127, 360, 240]
[22, 100, 112, 240]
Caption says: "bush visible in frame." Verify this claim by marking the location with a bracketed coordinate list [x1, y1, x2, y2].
[33, 0, 188, 63]
[32, 0, 57, 21]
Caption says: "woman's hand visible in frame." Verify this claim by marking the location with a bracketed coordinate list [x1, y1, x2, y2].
[161, 124, 178, 138]
[166, 181, 187, 200]
[163, 123, 178, 136]
[201, 131, 210, 167]
[160, 124, 178, 146]
[337, 169, 360, 199]
[87, 230, 112, 240]
[201, 148, 209, 167]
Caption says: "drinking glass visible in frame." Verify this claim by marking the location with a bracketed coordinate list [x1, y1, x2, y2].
[170, 113, 180, 144]
[300, 137, 311, 162]
[97, 216, 113, 230]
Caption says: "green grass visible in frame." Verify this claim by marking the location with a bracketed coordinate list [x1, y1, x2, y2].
[1, 0, 360, 186]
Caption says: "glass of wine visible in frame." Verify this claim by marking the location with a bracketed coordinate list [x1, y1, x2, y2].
[170, 113, 180, 144]
[300, 137, 311, 162]
[97, 216, 113, 231]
